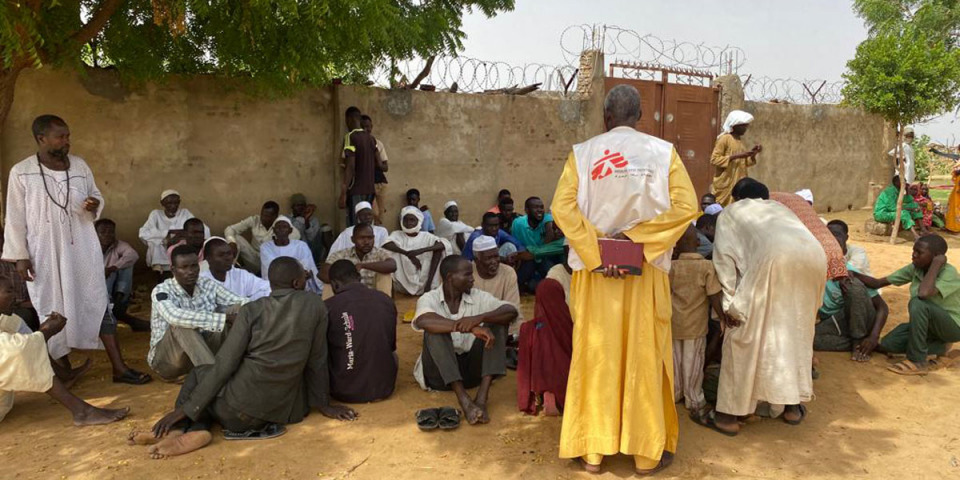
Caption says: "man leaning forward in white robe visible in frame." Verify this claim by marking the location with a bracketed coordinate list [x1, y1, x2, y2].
[707, 177, 825, 435]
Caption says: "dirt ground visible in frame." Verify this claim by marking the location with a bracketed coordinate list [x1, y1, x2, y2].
[2, 209, 960, 479]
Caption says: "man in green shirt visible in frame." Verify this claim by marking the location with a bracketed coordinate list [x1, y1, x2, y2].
[511, 197, 565, 293]
[814, 263, 889, 362]
[853, 235, 960, 374]
[873, 175, 925, 239]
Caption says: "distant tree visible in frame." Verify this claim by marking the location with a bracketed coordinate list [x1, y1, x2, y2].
[0, 0, 514, 127]
[844, 0, 960, 242]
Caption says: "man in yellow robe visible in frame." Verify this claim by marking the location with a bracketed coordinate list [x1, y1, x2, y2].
[551, 84, 698, 474]
[710, 110, 761, 206]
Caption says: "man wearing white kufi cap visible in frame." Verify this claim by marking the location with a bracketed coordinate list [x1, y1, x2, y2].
[710, 110, 762, 206]
[139, 189, 209, 276]
[471, 235, 523, 332]
[435, 201, 475, 255]
[224, 200, 301, 275]
[328, 201, 389, 256]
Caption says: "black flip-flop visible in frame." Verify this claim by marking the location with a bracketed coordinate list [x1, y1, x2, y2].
[437, 407, 461, 430]
[416, 408, 440, 431]
[505, 347, 518, 371]
[690, 409, 738, 437]
[113, 369, 152, 385]
[783, 404, 807, 426]
[223, 423, 287, 441]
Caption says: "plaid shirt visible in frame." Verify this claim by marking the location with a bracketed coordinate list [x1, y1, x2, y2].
[148, 276, 247, 364]
[0, 261, 29, 305]
[325, 247, 391, 289]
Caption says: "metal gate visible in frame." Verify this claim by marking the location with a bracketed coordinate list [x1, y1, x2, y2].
[604, 63, 720, 198]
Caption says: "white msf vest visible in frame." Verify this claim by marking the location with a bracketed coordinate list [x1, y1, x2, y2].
[570, 126, 673, 272]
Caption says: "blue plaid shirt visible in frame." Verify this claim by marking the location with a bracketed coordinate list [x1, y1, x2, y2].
[148, 277, 248, 364]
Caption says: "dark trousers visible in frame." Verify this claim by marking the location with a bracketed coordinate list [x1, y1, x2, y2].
[346, 194, 375, 226]
[517, 256, 561, 293]
[174, 365, 268, 433]
[421, 323, 508, 390]
[880, 297, 960, 363]
[814, 279, 876, 352]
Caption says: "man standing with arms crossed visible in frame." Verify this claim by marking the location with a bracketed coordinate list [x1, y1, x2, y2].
[551, 85, 697, 474]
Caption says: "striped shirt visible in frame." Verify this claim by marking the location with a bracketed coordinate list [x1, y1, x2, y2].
[148, 277, 248, 364]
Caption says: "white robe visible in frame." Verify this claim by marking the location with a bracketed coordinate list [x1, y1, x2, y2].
[0, 314, 55, 423]
[435, 218, 474, 255]
[385, 230, 451, 295]
[329, 225, 389, 255]
[200, 267, 271, 300]
[2, 155, 108, 358]
[138, 208, 210, 267]
[712, 199, 826, 416]
[259, 240, 322, 294]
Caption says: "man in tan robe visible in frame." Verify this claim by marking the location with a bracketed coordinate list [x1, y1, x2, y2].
[471, 235, 523, 331]
[710, 110, 762, 206]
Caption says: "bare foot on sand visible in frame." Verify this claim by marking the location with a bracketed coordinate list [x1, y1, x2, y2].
[148, 431, 212, 459]
[459, 399, 484, 425]
[73, 405, 129, 426]
[128, 429, 183, 446]
[63, 359, 93, 389]
[474, 402, 491, 424]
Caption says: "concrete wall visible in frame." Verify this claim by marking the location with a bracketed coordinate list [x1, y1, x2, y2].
[716, 75, 894, 212]
[1, 67, 603, 255]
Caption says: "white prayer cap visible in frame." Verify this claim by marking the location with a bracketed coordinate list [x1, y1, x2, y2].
[444, 200, 458, 211]
[720, 110, 754, 137]
[904, 126, 915, 136]
[704, 203, 723, 215]
[473, 235, 498, 253]
[795, 189, 814, 204]
[354, 201, 373, 214]
[160, 189, 180, 201]
[273, 215, 293, 227]
[202, 236, 228, 249]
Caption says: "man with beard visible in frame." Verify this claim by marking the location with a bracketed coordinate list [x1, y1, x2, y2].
[471, 236, 522, 329]
[3, 115, 150, 386]
[320, 223, 396, 296]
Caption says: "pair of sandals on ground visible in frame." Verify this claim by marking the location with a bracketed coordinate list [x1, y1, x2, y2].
[689, 403, 808, 438]
[887, 350, 960, 375]
[415, 406, 462, 430]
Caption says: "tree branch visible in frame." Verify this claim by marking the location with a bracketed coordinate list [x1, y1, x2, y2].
[71, 0, 126, 45]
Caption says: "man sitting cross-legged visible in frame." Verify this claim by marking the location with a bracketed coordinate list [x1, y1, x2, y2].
[320, 223, 396, 298]
[325, 260, 398, 403]
[141, 257, 357, 458]
[148, 245, 247, 381]
[96, 219, 149, 332]
[412, 255, 518, 424]
[200, 237, 271, 301]
[852, 234, 960, 375]
[0, 276, 129, 426]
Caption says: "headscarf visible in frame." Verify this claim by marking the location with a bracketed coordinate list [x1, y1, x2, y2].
[355, 201, 373, 214]
[794, 189, 814, 204]
[770, 192, 848, 280]
[720, 110, 754, 138]
[517, 279, 574, 415]
[473, 235, 497, 253]
[160, 189, 180, 202]
[399, 206, 424, 234]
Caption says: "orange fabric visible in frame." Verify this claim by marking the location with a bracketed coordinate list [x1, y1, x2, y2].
[770, 192, 848, 280]
[946, 172, 960, 233]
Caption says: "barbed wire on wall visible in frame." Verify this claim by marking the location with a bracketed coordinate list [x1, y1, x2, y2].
[370, 54, 580, 94]
[741, 76, 845, 104]
[561, 24, 746, 76]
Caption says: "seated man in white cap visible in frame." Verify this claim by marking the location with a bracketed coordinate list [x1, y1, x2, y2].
[200, 237, 272, 301]
[320, 223, 396, 298]
[259, 216, 322, 294]
[289, 193, 333, 265]
[436, 201, 475, 255]
[225, 201, 301, 276]
[139, 189, 209, 280]
[329, 202, 389, 256]
[383, 206, 450, 295]
[471, 235, 523, 330]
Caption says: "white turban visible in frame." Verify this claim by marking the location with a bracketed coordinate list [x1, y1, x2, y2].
[795, 189, 814, 204]
[354, 201, 373, 214]
[160, 189, 180, 202]
[399, 206, 424, 234]
[473, 235, 498, 253]
[704, 204, 723, 215]
[444, 200, 458, 211]
[720, 110, 754, 137]
[202, 236, 228, 250]
[273, 215, 293, 227]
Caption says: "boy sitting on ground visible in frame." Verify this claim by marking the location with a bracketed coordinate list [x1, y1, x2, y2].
[142, 257, 357, 458]
[669, 226, 725, 420]
[853, 234, 960, 374]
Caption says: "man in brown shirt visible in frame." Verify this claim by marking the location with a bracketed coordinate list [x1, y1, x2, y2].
[341, 107, 384, 226]
[471, 235, 523, 333]
[669, 226, 724, 417]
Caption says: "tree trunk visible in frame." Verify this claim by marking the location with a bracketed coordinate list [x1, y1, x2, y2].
[0, 66, 23, 136]
[889, 126, 907, 244]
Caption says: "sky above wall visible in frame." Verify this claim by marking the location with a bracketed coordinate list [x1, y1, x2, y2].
[456, 0, 958, 146]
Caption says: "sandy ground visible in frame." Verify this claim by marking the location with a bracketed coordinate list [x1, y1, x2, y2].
[3, 209, 960, 479]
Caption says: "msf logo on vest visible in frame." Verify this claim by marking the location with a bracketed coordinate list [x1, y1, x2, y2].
[591, 150, 628, 180]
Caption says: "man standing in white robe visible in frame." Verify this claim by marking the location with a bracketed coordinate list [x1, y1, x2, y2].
[708, 178, 825, 435]
[2, 115, 151, 385]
